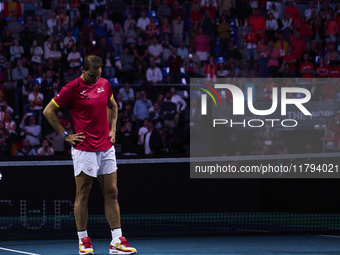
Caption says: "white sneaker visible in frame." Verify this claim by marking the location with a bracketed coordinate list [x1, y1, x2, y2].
[109, 236, 137, 254]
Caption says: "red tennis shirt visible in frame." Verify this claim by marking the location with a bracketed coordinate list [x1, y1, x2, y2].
[52, 76, 113, 152]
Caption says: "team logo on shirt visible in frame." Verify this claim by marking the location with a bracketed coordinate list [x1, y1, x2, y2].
[97, 87, 105, 93]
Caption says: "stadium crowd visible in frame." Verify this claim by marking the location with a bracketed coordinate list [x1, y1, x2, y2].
[0, 0, 340, 156]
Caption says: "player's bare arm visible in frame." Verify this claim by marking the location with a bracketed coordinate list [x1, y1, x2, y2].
[107, 95, 118, 144]
[43, 100, 85, 146]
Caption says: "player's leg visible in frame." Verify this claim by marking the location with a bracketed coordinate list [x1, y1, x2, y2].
[75, 172, 94, 255]
[98, 172, 120, 229]
[98, 172, 137, 254]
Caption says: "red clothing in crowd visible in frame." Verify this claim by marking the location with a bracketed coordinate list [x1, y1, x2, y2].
[316, 65, 329, 78]
[245, 32, 258, 44]
[190, 10, 202, 23]
[284, 6, 298, 19]
[299, 24, 311, 37]
[300, 62, 314, 78]
[204, 63, 218, 79]
[249, 16, 266, 34]
[203, 5, 217, 18]
[290, 38, 306, 59]
[168, 55, 183, 73]
[283, 53, 296, 72]
[329, 66, 340, 78]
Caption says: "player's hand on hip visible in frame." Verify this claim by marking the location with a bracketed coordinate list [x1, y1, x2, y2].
[65, 132, 85, 145]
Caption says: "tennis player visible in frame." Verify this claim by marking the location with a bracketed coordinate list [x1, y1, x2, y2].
[43, 55, 137, 255]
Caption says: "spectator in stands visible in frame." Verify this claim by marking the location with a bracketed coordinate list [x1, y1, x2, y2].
[157, 0, 171, 21]
[183, 47, 200, 82]
[7, 15, 22, 40]
[249, 8, 266, 35]
[57, 8, 69, 27]
[112, 23, 124, 58]
[316, 57, 329, 78]
[2, 29, 13, 56]
[309, 78, 323, 101]
[177, 41, 188, 60]
[217, 62, 228, 77]
[34, 15, 47, 45]
[53, 19, 66, 41]
[30, 40, 44, 78]
[95, 17, 108, 39]
[217, 15, 231, 57]
[20, 23, 35, 56]
[282, 45, 297, 76]
[225, 40, 241, 68]
[204, 55, 218, 80]
[274, 33, 289, 60]
[162, 40, 174, 67]
[0, 12, 8, 36]
[266, 13, 278, 40]
[257, 37, 268, 78]
[170, 87, 187, 126]
[134, 90, 152, 128]
[20, 115, 41, 148]
[47, 12, 57, 36]
[227, 61, 241, 78]
[134, 36, 148, 71]
[146, 60, 163, 85]
[311, 16, 325, 55]
[63, 68, 77, 84]
[160, 92, 177, 129]
[120, 47, 134, 83]
[17, 138, 37, 156]
[291, 31, 306, 76]
[37, 139, 54, 156]
[137, 10, 150, 36]
[4, 111, 16, 135]
[281, 13, 293, 37]
[325, 15, 338, 49]
[116, 120, 138, 155]
[300, 53, 314, 79]
[3, 61, 15, 90]
[45, 58, 60, 79]
[28, 83, 44, 126]
[200, 8, 215, 54]
[143, 120, 163, 155]
[172, 1, 184, 20]
[13, 59, 29, 118]
[149, 102, 163, 131]
[124, 13, 136, 33]
[305, 1, 317, 20]
[168, 48, 183, 84]
[67, 45, 81, 72]
[329, 63, 340, 78]
[64, 29, 77, 50]
[134, 63, 147, 85]
[268, 3, 279, 20]
[190, 4, 202, 24]
[119, 82, 135, 103]
[172, 16, 184, 46]
[148, 37, 163, 68]
[325, 43, 340, 65]
[279, 63, 293, 78]
[235, 0, 248, 29]
[41, 71, 55, 102]
[160, 18, 172, 42]
[146, 17, 160, 39]
[103, 52, 115, 78]
[194, 28, 210, 64]
[125, 22, 138, 46]
[48, 43, 62, 65]
[82, 18, 96, 45]
[43, 35, 52, 60]
[138, 118, 149, 153]
[10, 39, 24, 62]
[284, 0, 298, 19]
[245, 25, 258, 74]
[322, 81, 336, 101]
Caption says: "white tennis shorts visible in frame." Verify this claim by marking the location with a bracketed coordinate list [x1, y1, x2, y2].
[71, 146, 117, 177]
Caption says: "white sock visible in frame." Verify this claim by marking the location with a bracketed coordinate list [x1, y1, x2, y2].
[78, 230, 88, 244]
[111, 228, 122, 240]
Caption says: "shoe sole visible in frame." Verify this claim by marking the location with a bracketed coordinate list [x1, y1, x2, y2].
[79, 251, 94, 255]
[109, 249, 137, 254]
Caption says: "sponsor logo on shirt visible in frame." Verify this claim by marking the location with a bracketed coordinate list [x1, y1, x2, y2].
[80, 90, 86, 95]
[97, 87, 105, 93]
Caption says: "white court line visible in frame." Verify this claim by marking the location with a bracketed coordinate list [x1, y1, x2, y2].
[0, 247, 40, 255]
[318, 235, 340, 238]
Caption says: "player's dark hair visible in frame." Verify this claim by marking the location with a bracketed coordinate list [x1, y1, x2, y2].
[82, 55, 103, 71]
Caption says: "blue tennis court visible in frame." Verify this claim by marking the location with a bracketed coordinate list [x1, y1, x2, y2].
[1, 235, 340, 255]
